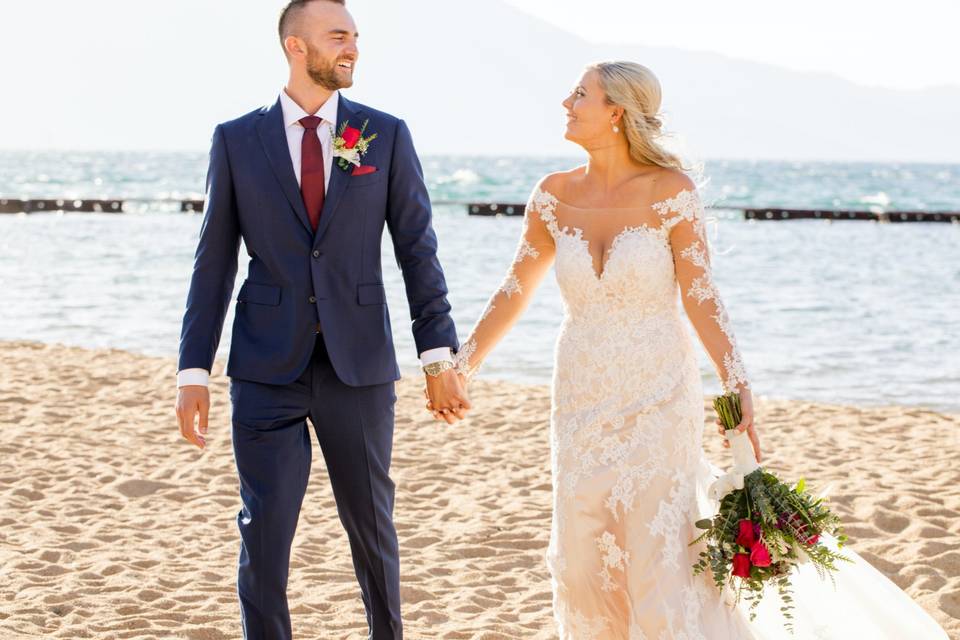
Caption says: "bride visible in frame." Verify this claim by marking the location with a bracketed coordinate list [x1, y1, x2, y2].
[434, 61, 949, 638]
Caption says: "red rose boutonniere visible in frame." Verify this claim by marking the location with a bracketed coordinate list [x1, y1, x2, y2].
[330, 119, 378, 176]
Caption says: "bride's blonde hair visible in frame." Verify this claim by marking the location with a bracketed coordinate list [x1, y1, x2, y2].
[587, 61, 685, 171]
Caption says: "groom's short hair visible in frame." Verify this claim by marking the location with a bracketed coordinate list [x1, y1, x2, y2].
[279, 0, 347, 49]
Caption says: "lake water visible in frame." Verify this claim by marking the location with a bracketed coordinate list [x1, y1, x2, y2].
[1, 152, 957, 411]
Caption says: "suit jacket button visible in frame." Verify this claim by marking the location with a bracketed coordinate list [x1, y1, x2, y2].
[312, 250, 320, 258]
[308, 296, 317, 303]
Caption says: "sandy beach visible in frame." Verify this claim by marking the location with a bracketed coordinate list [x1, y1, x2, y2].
[0, 339, 957, 639]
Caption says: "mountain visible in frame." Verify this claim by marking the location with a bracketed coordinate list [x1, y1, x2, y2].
[3, 0, 956, 162]
[346, 0, 960, 162]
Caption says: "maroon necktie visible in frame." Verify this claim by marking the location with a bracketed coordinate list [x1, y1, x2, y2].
[299, 115, 325, 232]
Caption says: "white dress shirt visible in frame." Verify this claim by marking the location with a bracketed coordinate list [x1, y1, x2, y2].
[177, 88, 452, 387]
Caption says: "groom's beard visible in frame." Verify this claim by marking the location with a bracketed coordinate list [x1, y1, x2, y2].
[306, 47, 352, 90]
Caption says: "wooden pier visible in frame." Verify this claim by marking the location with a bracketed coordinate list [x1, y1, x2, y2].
[743, 207, 960, 223]
[467, 202, 526, 216]
[465, 202, 960, 223]
[1, 197, 958, 223]
[0, 198, 124, 214]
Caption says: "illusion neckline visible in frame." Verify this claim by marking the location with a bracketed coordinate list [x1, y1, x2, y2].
[536, 186, 692, 212]
[535, 185, 675, 282]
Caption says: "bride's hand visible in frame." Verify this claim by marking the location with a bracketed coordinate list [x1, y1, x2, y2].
[422, 371, 471, 424]
[714, 387, 762, 463]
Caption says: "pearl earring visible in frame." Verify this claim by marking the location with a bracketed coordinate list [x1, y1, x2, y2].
[612, 123, 620, 133]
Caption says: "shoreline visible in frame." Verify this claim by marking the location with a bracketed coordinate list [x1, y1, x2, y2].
[1, 339, 957, 638]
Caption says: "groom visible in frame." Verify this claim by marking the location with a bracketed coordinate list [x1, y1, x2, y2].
[173, 1, 470, 638]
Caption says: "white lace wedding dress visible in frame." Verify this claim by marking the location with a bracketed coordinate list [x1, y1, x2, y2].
[452, 176, 949, 639]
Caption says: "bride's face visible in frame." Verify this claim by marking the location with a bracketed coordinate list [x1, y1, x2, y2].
[562, 70, 617, 146]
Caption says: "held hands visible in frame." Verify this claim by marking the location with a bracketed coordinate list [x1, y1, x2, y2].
[715, 386, 762, 463]
[423, 369, 471, 424]
[176, 386, 210, 450]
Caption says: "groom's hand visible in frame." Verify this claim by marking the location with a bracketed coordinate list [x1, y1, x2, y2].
[423, 370, 471, 425]
[176, 386, 210, 450]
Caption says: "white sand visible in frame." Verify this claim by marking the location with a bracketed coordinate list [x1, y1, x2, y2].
[0, 339, 957, 639]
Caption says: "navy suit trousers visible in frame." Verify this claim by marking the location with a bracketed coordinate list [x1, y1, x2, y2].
[229, 334, 402, 639]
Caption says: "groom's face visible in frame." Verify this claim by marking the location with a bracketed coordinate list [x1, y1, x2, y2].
[297, 3, 359, 90]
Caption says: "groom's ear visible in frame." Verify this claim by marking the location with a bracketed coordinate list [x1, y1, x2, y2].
[282, 35, 304, 60]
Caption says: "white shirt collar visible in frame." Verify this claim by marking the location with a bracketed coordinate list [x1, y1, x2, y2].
[279, 87, 339, 129]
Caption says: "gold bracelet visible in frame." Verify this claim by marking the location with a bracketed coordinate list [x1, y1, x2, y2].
[422, 360, 455, 377]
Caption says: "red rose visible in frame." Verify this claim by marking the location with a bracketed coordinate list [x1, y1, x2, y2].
[732, 553, 751, 578]
[806, 533, 820, 546]
[782, 513, 808, 538]
[341, 126, 362, 149]
[736, 519, 756, 548]
[750, 540, 772, 567]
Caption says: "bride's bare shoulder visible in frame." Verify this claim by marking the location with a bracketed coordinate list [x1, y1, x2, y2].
[535, 166, 587, 199]
[650, 168, 696, 202]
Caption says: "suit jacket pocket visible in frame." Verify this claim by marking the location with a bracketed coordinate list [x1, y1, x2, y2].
[237, 280, 281, 306]
[357, 283, 386, 305]
[347, 171, 384, 188]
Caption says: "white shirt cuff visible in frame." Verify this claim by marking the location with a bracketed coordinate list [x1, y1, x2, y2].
[419, 347, 453, 368]
[177, 368, 210, 387]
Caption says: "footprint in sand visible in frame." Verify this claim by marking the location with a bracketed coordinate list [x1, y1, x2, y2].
[114, 479, 175, 498]
[874, 509, 911, 533]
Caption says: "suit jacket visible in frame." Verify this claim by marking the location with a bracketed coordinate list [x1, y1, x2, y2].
[178, 92, 458, 387]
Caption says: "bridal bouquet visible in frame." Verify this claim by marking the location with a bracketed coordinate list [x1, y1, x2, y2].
[690, 392, 852, 632]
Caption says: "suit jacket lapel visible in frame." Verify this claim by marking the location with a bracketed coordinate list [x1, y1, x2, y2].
[256, 97, 313, 235]
[313, 93, 363, 245]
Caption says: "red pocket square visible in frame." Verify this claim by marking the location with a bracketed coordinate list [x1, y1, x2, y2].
[352, 165, 378, 176]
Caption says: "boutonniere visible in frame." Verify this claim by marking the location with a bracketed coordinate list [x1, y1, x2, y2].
[330, 119, 378, 176]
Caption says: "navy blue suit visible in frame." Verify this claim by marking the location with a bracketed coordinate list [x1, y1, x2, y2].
[178, 93, 458, 639]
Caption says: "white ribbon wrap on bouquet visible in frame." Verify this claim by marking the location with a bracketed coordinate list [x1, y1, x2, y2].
[707, 428, 760, 502]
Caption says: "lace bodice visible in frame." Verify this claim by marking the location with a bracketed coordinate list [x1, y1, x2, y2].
[453, 176, 750, 394]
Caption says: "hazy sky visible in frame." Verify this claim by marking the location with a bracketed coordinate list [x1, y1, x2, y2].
[1, 0, 957, 153]
[505, 0, 959, 90]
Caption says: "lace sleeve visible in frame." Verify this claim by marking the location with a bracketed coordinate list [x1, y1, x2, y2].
[452, 184, 558, 379]
[655, 187, 751, 393]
